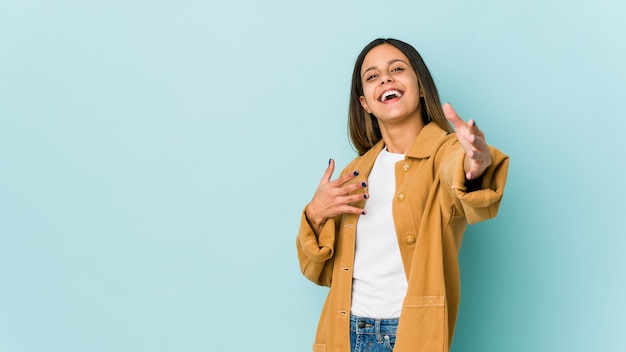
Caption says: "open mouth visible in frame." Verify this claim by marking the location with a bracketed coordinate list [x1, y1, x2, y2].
[379, 89, 403, 102]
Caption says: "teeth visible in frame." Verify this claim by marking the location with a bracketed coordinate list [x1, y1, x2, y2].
[381, 90, 402, 102]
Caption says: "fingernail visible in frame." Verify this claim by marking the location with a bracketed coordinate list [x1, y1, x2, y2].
[328, 158, 332, 164]
[361, 182, 367, 187]
[361, 210, 366, 215]
[363, 194, 368, 199]
[353, 171, 359, 176]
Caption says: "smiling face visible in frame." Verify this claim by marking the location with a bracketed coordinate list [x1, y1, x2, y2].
[358, 44, 423, 128]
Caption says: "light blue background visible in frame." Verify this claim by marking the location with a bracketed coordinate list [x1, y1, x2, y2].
[1, 0, 624, 351]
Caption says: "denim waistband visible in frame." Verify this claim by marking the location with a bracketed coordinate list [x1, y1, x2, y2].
[350, 314, 399, 335]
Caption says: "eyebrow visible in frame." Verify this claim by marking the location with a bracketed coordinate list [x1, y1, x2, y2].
[362, 59, 408, 77]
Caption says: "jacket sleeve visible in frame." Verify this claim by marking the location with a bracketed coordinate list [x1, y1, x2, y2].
[295, 208, 339, 287]
[439, 142, 510, 224]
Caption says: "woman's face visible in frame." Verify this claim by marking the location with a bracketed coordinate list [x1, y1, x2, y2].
[359, 44, 422, 127]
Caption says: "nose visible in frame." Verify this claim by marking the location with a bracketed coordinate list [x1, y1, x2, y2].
[380, 75, 393, 85]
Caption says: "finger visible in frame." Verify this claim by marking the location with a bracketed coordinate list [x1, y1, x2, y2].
[459, 123, 489, 155]
[472, 136, 487, 152]
[466, 149, 476, 160]
[454, 128, 476, 156]
[343, 179, 368, 196]
[465, 150, 492, 179]
[468, 141, 488, 159]
[467, 119, 485, 139]
[334, 168, 361, 187]
[443, 103, 467, 129]
[468, 119, 477, 135]
[338, 204, 367, 216]
[467, 131, 488, 151]
[466, 163, 482, 180]
[349, 191, 369, 202]
[465, 161, 481, 180]
[319, 158, 336, 185]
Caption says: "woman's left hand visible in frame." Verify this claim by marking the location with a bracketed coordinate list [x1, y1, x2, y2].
[443, 103, 492, 180]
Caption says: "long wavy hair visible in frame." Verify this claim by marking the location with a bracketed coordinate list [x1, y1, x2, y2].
[348, 38, 453, 155]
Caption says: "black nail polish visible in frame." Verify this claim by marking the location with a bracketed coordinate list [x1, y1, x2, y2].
[361, 182, 367, 187]
[363, 194, 368, 199]
[353, 171, 359, 176]
[328, 158, 331, 164]
[361, 211, 366, 215]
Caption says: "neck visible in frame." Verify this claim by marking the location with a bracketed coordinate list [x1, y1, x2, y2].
[378, 119, 425, 154]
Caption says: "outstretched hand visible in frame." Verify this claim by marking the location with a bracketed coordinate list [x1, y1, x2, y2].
[443, 103, 492, 180]
[305, 159, 368, 235]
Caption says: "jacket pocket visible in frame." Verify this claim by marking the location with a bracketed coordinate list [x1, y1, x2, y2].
[396, 295, 445, 351]
[312, 343, 326, 352]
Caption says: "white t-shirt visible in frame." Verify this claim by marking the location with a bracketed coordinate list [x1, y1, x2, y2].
[351, 147, 408, 319]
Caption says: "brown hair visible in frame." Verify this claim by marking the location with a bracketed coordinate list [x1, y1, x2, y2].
[348, 38, 453, 155]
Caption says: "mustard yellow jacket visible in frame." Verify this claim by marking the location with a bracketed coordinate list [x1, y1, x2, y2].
[296, 122, 510, 352]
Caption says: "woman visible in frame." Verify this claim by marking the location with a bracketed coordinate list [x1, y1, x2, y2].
[296, 38, 509, 352]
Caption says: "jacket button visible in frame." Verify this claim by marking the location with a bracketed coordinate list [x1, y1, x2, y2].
[397, 192, 406, 201]
[405, 235, 416, 245]
[402, 163, 411, 172]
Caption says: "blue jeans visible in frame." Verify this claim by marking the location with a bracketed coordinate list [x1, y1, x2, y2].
[350, 315, 398, 352]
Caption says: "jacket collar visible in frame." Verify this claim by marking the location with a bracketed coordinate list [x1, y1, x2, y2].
[361, 122, 449, 162]
[354, 122, 450, 176]
[405, 122, 450, 159]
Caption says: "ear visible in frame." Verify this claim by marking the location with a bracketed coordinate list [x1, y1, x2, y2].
[359, 96, 371, 114]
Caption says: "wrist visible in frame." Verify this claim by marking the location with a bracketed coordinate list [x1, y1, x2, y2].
[304, 206, 326, 234]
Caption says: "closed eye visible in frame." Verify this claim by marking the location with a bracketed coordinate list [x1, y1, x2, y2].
[365, 74, 378, 81]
